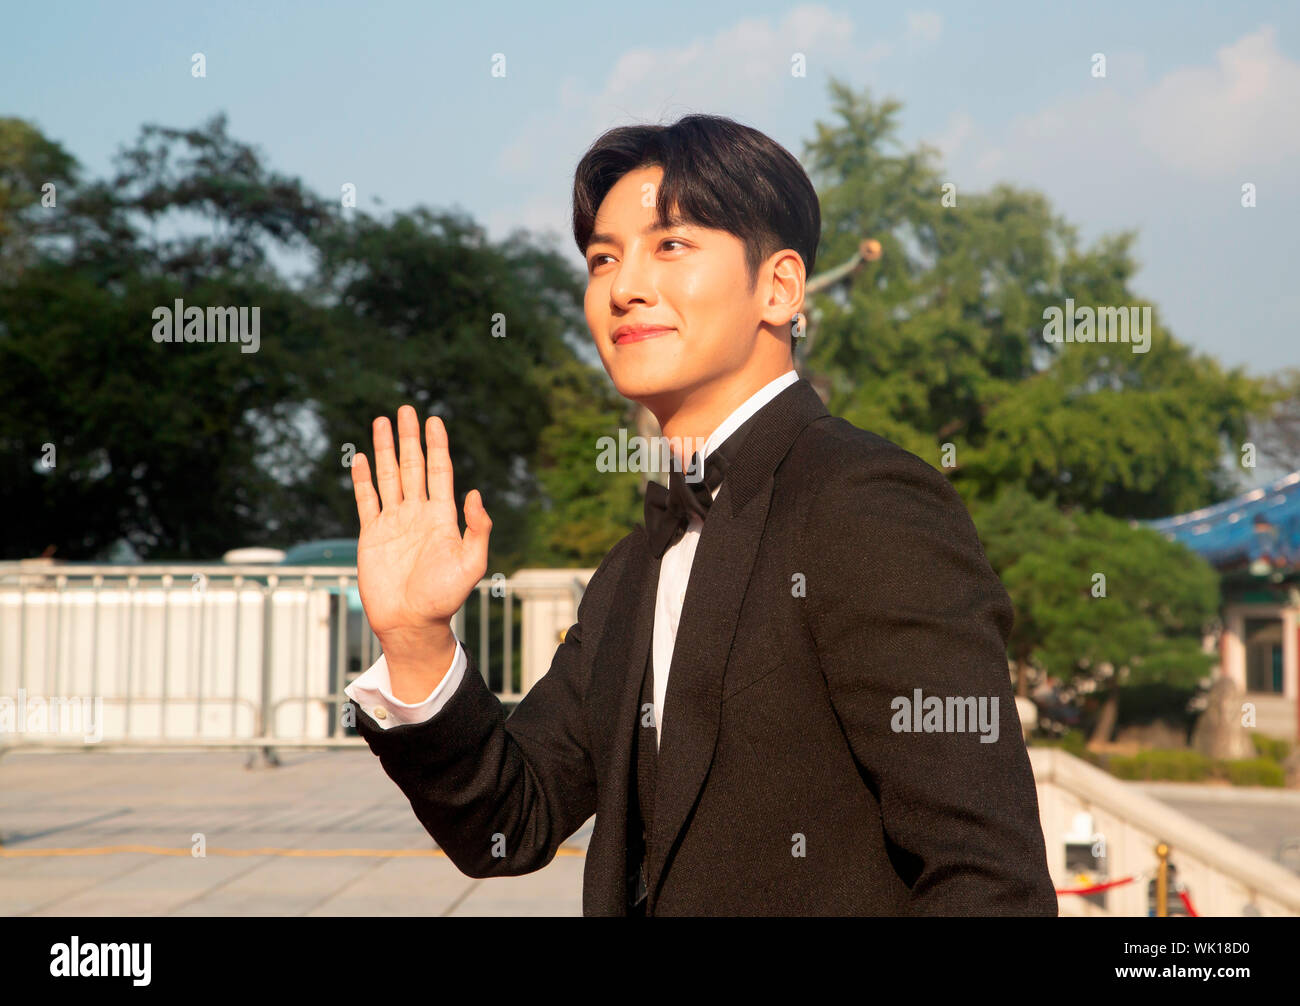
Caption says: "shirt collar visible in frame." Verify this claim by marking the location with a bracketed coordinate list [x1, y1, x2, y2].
[698, 369, 799, 469]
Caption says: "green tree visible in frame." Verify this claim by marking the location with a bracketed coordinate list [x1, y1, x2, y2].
[971, 487, 1220, 742]
[800, 80, 1257, 734]
[802, 79, 1267, 519]
[0, 118, 80, 282]
[0, 115, 612, 568]
[967, 487, 1069, 697]
[1248, 366, 1300, 473]
[525, 356, 643, 566]
[304, 205, 593, 571]
[1, 115, 336, 558]
[999, 506, 1219, 743]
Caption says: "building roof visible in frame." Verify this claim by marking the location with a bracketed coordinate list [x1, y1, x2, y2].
[1145, 471, 1300, 573]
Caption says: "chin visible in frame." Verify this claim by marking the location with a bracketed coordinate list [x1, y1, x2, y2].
[608, 365, 688, 407]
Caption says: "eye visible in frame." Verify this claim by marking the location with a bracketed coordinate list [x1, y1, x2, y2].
[587, 238, 689, 272]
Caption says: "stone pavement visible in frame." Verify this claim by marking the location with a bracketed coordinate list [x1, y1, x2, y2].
[5, 749, 1297, 916]
[1136, 781, 1300, 876]
[0, 749, 591, 916]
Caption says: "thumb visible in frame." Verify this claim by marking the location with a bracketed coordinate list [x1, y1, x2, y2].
[463, 489, 492, 566]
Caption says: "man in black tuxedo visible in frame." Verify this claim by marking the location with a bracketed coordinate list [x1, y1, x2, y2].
[345, 115, 1058, 916]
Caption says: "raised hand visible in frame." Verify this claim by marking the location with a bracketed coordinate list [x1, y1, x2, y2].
[351, 405, 491, 675]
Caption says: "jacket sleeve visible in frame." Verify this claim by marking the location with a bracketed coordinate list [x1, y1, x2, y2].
[802, 446, 1058, 916]
[352, 541, 627, 879]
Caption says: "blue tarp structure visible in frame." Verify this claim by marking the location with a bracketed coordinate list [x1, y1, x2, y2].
[279, 539, 357, 565]
[1146, 472, 1300, 572]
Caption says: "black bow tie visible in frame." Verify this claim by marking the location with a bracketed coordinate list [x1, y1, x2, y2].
[642, 411, 760, 559]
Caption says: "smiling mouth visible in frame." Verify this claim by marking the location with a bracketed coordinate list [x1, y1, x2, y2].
[615, 327, 674, 345]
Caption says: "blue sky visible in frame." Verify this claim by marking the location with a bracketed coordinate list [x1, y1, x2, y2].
[4, 0, 1298, 376]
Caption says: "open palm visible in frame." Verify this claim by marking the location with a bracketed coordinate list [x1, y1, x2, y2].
[351, 405, 491, 643]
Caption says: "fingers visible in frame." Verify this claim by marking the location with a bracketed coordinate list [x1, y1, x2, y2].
[366, 409, 458, 525]
[397, 405, 427, 502]
[426, 415, 456, 524]
[352, 452, 380, 526]
[372, 416, 402, 509]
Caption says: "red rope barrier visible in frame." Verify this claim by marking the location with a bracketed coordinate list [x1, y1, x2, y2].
[1055, 875, 1136, 895]
[1055, 872, 1200, 916]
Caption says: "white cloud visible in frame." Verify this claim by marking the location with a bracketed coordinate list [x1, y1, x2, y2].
[930, 24, 1300, 375]
[488, 4, 894, 251]
[905, 11, 943, 45]
[929, 109, 975, 159]
[497, 4, 867, 179]
[957, 25, 1299, 188]
[1132, 25, 1300, 175]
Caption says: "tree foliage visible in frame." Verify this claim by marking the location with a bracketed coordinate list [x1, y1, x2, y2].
[800, 79, 1268, 720]
[0, 113, 627, 567]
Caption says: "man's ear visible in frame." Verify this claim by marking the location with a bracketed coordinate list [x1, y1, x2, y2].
[759, 249, 805, 330]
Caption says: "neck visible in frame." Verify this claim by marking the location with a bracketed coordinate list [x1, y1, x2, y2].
[648, 359, 793, 468]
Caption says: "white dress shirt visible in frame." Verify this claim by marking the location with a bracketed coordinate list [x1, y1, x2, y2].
[344, 368, 800, 750]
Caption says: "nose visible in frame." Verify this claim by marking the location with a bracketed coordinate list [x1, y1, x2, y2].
[608, 249, 657, 311]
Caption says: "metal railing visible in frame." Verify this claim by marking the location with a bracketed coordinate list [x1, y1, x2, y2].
[0, 562, 576, 759]
[1031, 747, 1300, 917]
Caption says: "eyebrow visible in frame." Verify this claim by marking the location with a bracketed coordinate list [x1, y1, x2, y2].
[587, 218, 693, 250]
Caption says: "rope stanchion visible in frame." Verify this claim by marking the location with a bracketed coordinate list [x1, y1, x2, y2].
[1056, 865, 1200, 916]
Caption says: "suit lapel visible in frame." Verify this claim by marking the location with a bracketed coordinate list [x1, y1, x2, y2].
[645, 471, 772, 908]
[588, 544, 659, 776]
[642, 377, 830, 911]
[582, 527, 660, 914]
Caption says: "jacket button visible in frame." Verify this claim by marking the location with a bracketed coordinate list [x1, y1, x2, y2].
[373, 706, 388, 720]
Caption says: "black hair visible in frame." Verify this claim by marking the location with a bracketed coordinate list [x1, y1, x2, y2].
[571, 114, 820, 302]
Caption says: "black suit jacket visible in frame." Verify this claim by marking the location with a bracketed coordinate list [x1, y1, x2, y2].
[353, 378, 1059, 916]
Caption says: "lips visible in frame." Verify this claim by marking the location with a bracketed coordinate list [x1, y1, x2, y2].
[614, 325, 674, 344]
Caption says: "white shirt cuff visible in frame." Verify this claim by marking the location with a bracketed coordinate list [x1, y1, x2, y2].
[344, 638, 466, 729]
